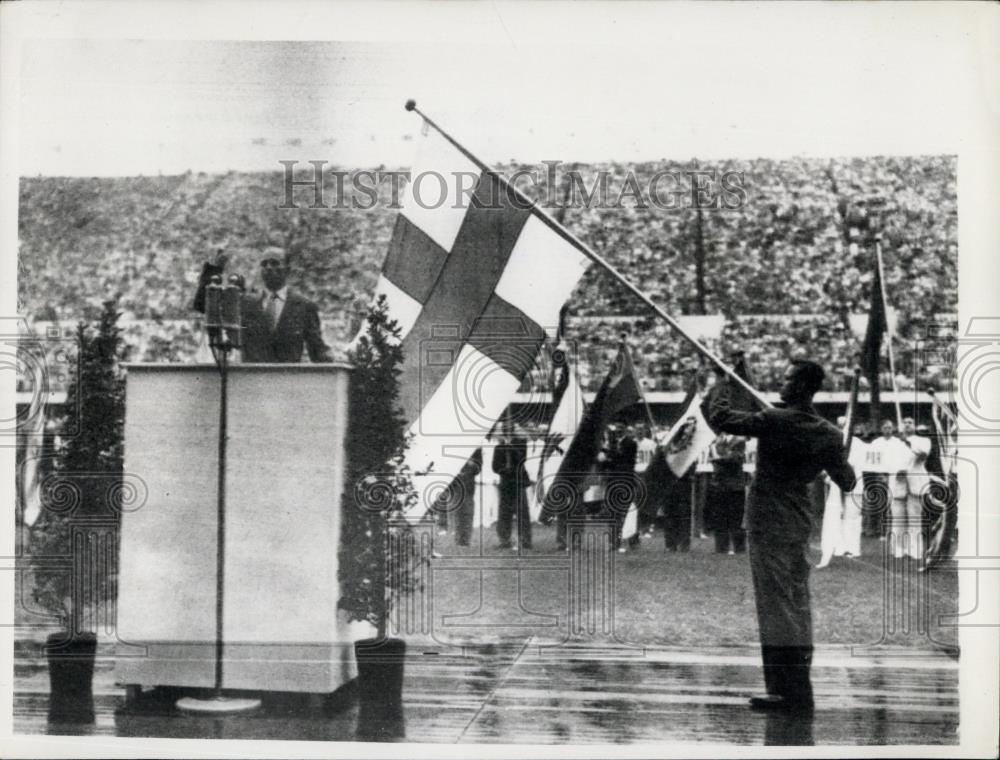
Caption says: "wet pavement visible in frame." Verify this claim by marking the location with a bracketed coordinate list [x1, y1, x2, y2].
[15, 637, 958, 745]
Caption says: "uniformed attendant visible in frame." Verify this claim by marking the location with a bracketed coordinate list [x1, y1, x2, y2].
[492, 428, 532, 551]
[702, 359, 855, 714]
[864, 419, 911, 542]
[604, 425, 638, 552]
[707, 433, 748, 554]
[634, 425, 658, 537]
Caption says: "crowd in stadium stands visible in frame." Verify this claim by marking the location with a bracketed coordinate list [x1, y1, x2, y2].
[17, 155, 957, 393]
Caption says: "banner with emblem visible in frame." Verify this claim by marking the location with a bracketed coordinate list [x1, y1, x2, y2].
[641, 382, 716, 509]
[662, 386, 717, 478]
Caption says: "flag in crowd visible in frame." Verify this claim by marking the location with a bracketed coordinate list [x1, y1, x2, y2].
[618, 348, 659, 544]
[364, 124, 590, 517]
[17, 330, 50, 529]
[925, 393, 958, 568]
[18, 405, 46, 528]
[660, 383, 716, 479]
[641, 353, 757, 507]
[541, 340, 642, 517]
[725, 352, 759, 415]
[929, 392, 958, 478]
[861, 250, 887, 402]
[535, 337, 585, 510]
[640, 383, 701, 523]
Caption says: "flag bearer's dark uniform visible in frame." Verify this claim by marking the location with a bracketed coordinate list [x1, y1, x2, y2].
[604, 432, 638, 550]
[702, 383, 854, 709]
[492, 435, 532, 550]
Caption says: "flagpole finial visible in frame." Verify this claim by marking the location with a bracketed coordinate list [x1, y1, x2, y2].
[405, 99, 417, 112]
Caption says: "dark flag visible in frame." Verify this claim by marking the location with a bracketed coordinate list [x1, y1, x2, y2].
[923, 394, 958, 570]
[597, 341, 644, 424]
[535, 336, 584, 515]
[727, 351, 759, 413]
[542, 340, 642, 516]
[861, 256, 887, 422]
[702, 349, 761, 435]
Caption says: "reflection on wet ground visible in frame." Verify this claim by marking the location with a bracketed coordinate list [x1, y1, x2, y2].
[15, 638, 958, 745]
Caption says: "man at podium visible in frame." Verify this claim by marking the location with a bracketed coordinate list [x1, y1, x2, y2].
[193, 247, 332, 363]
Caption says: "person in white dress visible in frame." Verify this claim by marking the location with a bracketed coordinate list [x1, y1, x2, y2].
[475, 436, 500, 528]
[817, 418, 868, 567]
[526, 428, 545, 523]
[634, 426, 657, 537]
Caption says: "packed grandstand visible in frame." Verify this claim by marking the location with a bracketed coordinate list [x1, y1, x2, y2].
[17, 155, 956, 393]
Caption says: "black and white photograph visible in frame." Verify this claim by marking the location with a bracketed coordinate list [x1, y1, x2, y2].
[2, 2, 998, 757]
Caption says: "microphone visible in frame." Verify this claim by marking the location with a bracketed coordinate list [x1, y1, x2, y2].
[205, 275, 223, 330]
[222, 275, 243, 349]
[205, 275, 223, 350]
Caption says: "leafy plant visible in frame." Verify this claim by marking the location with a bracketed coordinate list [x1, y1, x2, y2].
[30, 300, 126, 631]
[338, 295, 422, 639]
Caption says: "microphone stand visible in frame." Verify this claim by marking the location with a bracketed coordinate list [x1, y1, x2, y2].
[177, 276, 261, 714]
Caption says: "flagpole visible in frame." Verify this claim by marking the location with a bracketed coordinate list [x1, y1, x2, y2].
[641, 391, 657, 431]
[405, 101, 771, 409]
[843, 368, 861, 456]
[927, 390, 958, 425]
[874, 235, 902, 428]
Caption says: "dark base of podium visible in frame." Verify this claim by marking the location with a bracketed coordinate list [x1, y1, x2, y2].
[45, 632, 97, 725]
[354, 637, 406, 741]
[115, 640, 358, 693]
[118, 678, 358, 717]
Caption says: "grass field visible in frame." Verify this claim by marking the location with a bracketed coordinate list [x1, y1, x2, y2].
[424, 524, 959, 653]
[12, 521, 958, 657]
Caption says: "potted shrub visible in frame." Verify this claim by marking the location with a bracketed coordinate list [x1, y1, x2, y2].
[29, 301, 126, 724]
[338, 295, 423, 740]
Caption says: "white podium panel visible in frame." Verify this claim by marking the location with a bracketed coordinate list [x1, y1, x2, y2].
[115, 363, 372, 693]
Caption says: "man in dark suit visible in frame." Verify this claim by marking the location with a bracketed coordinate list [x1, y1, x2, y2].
[662, 471, 693, 552]
[603, 425, 638, 552]
[193, 247, 332, 363]
[708, 433, 748, 554]
[702, 359, 855, 715]
[492, 429, 532, 551]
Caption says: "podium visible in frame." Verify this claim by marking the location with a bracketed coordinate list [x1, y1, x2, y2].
[114, 363, 373, 694]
